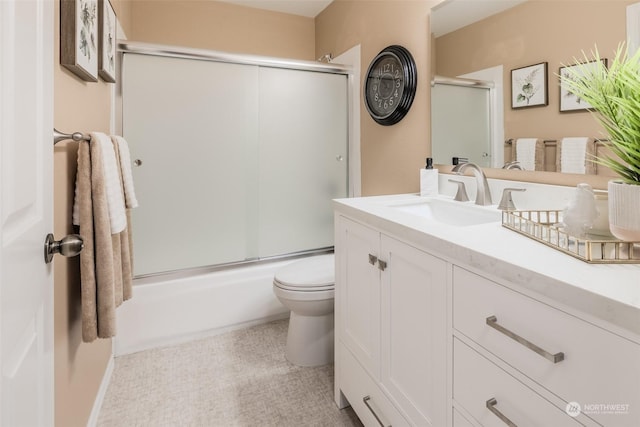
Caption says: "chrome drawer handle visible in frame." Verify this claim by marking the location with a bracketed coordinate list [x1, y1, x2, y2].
[486, 316, 565, 364]
[363, 396, 391, 427]
[486, 398, 518, 427]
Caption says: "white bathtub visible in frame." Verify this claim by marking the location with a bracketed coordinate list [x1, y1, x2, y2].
[114, 258, 301, 356]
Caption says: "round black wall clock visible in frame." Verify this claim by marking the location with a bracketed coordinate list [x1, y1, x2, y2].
[364, 45, 417, 126]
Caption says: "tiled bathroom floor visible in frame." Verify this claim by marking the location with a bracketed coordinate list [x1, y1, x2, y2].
[97, 319, 362, 426]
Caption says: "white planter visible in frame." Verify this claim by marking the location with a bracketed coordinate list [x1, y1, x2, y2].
[608, 180, 640, 241]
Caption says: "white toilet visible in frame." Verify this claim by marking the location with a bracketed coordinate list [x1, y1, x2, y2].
[273, 254, 335, 367]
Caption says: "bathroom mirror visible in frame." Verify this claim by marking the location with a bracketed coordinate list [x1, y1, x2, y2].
[430, 0, 635, 178]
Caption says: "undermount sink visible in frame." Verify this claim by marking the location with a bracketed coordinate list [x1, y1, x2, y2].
[390, 197, 502, 226]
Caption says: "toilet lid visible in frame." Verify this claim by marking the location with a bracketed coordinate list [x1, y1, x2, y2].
[273, 254, 335, 291]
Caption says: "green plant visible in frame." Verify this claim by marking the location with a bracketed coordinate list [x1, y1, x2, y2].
[560, 44, 640, 184]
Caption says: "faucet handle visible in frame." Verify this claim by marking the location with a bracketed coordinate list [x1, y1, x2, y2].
[498, 188, 526, 211]
[448, 179, 470, 202]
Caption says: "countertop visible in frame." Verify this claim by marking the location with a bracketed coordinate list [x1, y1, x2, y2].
[334, 180, 640, 340]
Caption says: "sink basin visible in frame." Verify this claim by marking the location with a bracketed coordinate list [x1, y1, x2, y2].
[390, 198, 502, 226]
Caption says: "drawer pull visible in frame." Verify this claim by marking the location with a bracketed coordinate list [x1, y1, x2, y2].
[363, 395, 391, 427]
[486, 398, 518, 427]
[486, 316, 565, 363]
[377, 259, 387, 271]
[369, 254, 378, 265]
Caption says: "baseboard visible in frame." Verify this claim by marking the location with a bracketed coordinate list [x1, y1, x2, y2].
[114, 260, 292, 356]
[86, 350, 115, 427]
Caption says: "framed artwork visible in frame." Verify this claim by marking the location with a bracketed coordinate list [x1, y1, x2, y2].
[627, 2, 640, 57]
[98, 0, 117, 83]
[559, 59, 607, 112]
[511, 62, 548, 109]
[60, 0, 99, 82]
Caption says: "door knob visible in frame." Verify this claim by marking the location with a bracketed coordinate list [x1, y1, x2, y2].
[44, 233, 84, 264]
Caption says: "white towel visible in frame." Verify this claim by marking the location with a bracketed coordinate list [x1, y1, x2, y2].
[560, 137, 589, 174]
[73, 132, 127, 234]
[515, 138, 538, 171]
[111, 135, 139, 209]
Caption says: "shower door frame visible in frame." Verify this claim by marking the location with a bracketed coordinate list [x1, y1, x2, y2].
[116, 41, 357, 280]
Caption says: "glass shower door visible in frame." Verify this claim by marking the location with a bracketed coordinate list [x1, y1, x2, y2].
[123, 53, 260, 276]
[431, 83, 492, 167]
[122, 52, 349, 277]
[257, 68, 348, 257]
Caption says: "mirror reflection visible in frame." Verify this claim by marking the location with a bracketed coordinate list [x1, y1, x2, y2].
[430, 0, 634, 176]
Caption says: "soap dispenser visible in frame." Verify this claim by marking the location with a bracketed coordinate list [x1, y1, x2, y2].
[420, 158, 439, 196]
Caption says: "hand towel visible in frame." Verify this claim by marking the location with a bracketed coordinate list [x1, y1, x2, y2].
[558, 137, 594, 174]
[514, 138, 543, 171]
[112, 140, 134, 300]
[111, 135, 139, 209]
[73, 132, 126, 234]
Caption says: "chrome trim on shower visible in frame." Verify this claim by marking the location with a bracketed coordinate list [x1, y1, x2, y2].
[118, 41, 352, 75]
[132, 247, 334, 284]
[431, 75, 494, 89]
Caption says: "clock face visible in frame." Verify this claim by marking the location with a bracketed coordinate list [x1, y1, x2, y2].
[365, 55, 405, 118]
[364, 45, 417, 126]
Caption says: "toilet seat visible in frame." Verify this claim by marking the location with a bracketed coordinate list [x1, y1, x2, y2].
[273, 254, 335, 292]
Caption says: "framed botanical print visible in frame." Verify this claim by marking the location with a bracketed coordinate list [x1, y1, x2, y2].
[511, 62, 548, 109]
[60, 0, 99, 82]
[98, 0, 117, 83]
[559, 59, 607, 112]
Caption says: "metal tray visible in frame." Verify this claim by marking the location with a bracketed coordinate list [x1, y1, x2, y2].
[501, 210, 640, 264]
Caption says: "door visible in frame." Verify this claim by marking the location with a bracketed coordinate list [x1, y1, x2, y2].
[431, 83, 492, 167]
[380, 235, 448, 427]
[0, 0, 54, 425]
[336, 216, 381, 378]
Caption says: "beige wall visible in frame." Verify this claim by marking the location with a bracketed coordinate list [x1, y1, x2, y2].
[53, 2, 131, 426]
[128, 0, 315, 60]
[435, 0, 634, 140]
[316, 0, 439, 196]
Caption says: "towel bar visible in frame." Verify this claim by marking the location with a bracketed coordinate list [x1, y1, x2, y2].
[53, 128, 91, 145]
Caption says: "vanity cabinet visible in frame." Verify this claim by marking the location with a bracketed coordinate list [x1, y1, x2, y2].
[335, 215, 448, 427]
[453, 266, 640, 427]
[334, 194, 640, 427]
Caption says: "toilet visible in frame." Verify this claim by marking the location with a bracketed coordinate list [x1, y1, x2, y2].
[273, 253, 335, 367]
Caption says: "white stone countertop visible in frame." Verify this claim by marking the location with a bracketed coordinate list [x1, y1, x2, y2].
[334, 176, 640, 340]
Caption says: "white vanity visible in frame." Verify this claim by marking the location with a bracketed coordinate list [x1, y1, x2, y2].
[333, 176, 640, 427]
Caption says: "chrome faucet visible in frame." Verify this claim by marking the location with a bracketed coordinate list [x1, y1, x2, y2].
[502, 161, 523, 170]
[451, 162, 492, 206]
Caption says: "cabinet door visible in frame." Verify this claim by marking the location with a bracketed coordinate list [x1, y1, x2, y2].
[336, 216, 381, 378]
[380, 235, 448, 427]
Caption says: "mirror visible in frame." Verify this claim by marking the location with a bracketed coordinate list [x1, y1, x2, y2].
[430, 0, 634, 177]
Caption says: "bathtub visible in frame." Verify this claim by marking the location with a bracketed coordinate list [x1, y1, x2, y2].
[113, 256, 322, 355]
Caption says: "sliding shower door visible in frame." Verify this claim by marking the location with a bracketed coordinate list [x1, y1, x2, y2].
[258, 68, 347, 257]
[431, 83, 492, 167]
[122, 52, 348, 277]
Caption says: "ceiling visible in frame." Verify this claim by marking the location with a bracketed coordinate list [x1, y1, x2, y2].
[430, 0, 527, 38]
[218, 0, 334, 18]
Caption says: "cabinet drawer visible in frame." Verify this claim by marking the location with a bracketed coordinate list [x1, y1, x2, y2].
[454, 338, 582, 427]
[339, 345, 409, 427]
[453, 408, 475, 427]
[453, 267, 640, 426]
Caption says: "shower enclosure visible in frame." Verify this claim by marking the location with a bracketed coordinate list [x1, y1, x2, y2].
[120, 43, 350, 277]
[431, 77, 493, 167]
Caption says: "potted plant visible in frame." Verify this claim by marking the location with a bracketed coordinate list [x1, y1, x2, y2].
[560, 44, 640, 240]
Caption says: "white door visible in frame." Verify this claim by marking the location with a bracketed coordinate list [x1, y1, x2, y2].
[0, 0, 54, 425]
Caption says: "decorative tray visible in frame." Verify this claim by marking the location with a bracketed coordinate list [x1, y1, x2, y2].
[501, 210, 640, 264]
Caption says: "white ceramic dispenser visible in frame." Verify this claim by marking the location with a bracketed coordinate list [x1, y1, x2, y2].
[420, 157, 439, 196]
